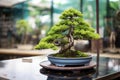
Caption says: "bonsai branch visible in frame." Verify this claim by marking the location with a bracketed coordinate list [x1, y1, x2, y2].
[59, 26, 74, 53]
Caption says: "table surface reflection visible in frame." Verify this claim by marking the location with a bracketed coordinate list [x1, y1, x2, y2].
[0, 55, 120, 80]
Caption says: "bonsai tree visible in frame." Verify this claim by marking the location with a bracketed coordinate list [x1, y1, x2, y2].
[35, 8, 100, 57]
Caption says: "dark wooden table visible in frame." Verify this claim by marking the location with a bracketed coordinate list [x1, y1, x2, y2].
[0, 55, 120, 80]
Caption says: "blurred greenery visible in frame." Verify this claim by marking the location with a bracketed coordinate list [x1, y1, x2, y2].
[16, 19, 32, 35]
[16, 19, 33, 44]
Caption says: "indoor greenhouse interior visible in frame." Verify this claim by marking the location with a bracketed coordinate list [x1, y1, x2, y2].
[0, 0, 120, 80]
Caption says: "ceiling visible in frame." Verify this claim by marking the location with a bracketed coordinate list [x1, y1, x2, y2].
[0, 0, 26, 7]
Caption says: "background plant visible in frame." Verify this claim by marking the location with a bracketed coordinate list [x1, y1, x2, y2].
[16, 19, 32, 44]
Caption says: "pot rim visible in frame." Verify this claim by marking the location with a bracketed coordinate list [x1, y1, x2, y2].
[48, 54, 92, 60]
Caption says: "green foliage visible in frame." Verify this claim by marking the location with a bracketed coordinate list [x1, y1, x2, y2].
[60, 8, 83, 19]
[59, 8, 83, 26]
[41, 34, 64, 43]
[74, 22, 100, 39]
[52, 50, 88, 58]
[48, 25, 69, 35]
[110, 1, 119, 10]
[16, 19, 32, 35]
[76, 51, 88, 57]
[40, 36, 54, 42]
[35, 8, 100, 51]
[35, 42, 57, 50]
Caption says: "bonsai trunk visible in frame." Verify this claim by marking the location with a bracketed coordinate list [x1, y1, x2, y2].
[59, 26, 74, 53]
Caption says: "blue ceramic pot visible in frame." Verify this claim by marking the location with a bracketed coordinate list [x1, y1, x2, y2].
[48, 54, 92, 66]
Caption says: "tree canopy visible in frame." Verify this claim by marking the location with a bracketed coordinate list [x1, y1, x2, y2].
[35, 8, 100, 52]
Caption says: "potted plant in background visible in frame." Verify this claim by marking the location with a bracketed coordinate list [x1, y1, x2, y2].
[16, 19, 33, 50]
[35, 8, 100, 66]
